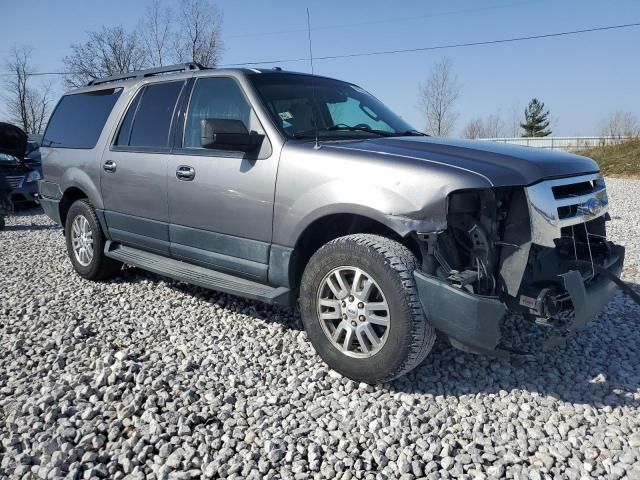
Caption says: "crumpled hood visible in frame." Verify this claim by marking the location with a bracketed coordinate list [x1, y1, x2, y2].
[326, 136, 600, 187]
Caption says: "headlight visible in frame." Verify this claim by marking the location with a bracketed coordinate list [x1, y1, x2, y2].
[26, 170, 41, 183]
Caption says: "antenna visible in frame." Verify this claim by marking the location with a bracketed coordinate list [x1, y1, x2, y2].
[306, 8, 320, 149]
[306, 8, 315, 75]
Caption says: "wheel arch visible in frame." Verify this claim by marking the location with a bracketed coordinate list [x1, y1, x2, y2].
[59, 186, 89, 230]
[284, 212, 423, 290]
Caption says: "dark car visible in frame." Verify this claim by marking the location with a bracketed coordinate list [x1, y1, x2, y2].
[0, 152, 41, 205]
[26, 135, 43, 164]
[0, 124, 41, 219]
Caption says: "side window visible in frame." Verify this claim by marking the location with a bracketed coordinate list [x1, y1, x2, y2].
[114, 90, 143, 146]
[183, 77, 255, 149]
[43, 89, 122, 149]
[115, 81, 184, 149]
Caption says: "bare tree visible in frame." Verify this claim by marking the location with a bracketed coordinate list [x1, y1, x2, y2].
[461, 113, 505, 139]
[62, 26, 147, 88]
[3, 45, 53, 134]
[141, 0, 173, 67]
[599, 111, 640, 138]
[508, 102, 522, 137]
[461, 118, 485, 139]
[484, 113, 506, 138]
[419, 57, 460, 137]
[173, 0, 224, 66]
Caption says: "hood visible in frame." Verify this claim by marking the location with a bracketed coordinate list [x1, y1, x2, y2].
[322, 136, 600, 187]
[0, 122, 27, 161]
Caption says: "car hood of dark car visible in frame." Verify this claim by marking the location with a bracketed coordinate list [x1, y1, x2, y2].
[326, 136, 600, 187]
[0, 122, 27, 160]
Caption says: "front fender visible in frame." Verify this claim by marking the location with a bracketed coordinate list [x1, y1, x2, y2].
[273, 142, 491, 247]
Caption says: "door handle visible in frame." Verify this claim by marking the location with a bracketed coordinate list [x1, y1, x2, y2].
[103, 160, 117, 173]
[176, 165, 196, 181]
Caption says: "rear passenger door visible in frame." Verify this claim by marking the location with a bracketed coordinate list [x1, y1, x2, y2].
[101, 80, 187, 255]
[166, 76, 278, 282]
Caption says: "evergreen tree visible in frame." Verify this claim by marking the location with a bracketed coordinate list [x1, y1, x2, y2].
[520, 98, 552, 137]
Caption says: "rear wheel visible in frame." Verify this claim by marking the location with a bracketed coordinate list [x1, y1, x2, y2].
[300, 234, 435, 383]
[65, 199, 122, 280]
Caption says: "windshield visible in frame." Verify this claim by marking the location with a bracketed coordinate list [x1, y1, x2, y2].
[249, 73, 418, 140]
[26, 141, 39, 154]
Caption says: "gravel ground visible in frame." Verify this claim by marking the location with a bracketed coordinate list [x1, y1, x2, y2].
[1, 178, 639, 480]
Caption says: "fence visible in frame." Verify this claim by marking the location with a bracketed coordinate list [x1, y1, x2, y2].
[479, 136, 634, 152]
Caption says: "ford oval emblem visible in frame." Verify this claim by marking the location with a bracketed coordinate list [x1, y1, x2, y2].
[584, 197, 603, 216]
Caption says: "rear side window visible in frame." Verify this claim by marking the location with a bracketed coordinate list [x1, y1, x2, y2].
[116, 81, 184, 149]
[43, 89, 121, 149]
[114, 90, 143, 146]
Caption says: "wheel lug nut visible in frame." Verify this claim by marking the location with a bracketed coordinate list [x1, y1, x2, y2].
[351, 321, 357, 327]
[343, 314, 347, 319]
[349, 295, 354, 302]
[341, 301, 346, 307]
[358, 302, 364, 309]
[359, 315, 365, 321]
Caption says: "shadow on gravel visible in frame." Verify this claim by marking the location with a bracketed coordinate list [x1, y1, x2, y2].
[9, 205, 44, 215]
[112, 265, 639, 407]
[1, 207, 59, 231]
[2, 224, 60, 231]
[390, 285, 640, 407]
[116, 266, 304, 331]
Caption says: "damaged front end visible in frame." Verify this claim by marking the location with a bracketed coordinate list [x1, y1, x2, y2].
[413, 173, 625, 357]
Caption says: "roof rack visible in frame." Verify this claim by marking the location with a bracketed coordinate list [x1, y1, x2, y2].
[88, 63, 206, 86]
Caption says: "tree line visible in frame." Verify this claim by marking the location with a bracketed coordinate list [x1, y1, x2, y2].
[2, 0, 222, 135]
[419, 56, 640, 139]
[2, 5, 640, 139]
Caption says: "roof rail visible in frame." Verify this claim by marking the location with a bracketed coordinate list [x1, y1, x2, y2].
[88, 63, 206, 86]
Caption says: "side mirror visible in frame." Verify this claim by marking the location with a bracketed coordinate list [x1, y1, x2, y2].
[200, 118, 263, 152]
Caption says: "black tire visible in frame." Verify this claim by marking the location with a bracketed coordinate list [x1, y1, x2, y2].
[65, 199, 122, 281]
[300, 234, 435, 383]
[0, 215, 5, 230]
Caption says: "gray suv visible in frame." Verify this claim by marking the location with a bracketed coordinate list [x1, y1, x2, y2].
[38, 63, 624, 383]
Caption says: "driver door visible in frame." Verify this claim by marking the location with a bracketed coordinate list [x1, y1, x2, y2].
[167, 76, 277, 282]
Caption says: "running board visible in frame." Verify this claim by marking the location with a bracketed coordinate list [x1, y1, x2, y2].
[104, 241, 292, 306]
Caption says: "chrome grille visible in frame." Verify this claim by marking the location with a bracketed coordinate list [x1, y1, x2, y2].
[5, 175, 25, 189]
[525, 174, 609, 247]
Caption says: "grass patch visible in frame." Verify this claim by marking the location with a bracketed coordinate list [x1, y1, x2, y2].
[575, 140, 640, 178]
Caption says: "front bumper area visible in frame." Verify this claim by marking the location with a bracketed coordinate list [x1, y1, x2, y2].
[414, 243, 626, 356]
[414, 271, 507, 355]
[11, 182, 40, 203]
[553, 244, 625, 339]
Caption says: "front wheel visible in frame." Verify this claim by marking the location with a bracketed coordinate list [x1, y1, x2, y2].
[300, 234, 435, 383]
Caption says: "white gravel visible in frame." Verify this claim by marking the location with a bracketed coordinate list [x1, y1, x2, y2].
[1, 177, 639, 480]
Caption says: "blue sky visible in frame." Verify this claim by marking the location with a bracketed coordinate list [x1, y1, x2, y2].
[1, 0, 639, 136]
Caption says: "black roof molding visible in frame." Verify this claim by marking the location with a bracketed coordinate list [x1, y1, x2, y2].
[88, 63, 206, 86]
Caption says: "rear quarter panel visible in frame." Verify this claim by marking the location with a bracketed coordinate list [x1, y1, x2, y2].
[40, 84, 140, 209]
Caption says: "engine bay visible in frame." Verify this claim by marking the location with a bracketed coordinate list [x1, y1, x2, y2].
[422, 182, 620, 324]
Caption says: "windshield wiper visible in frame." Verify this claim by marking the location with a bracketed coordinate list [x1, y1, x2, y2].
[401, 129, 428, 136]
[291, 131, 320, 139]
[292, 125, 401, 140]
[326, 124, 395, 137]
